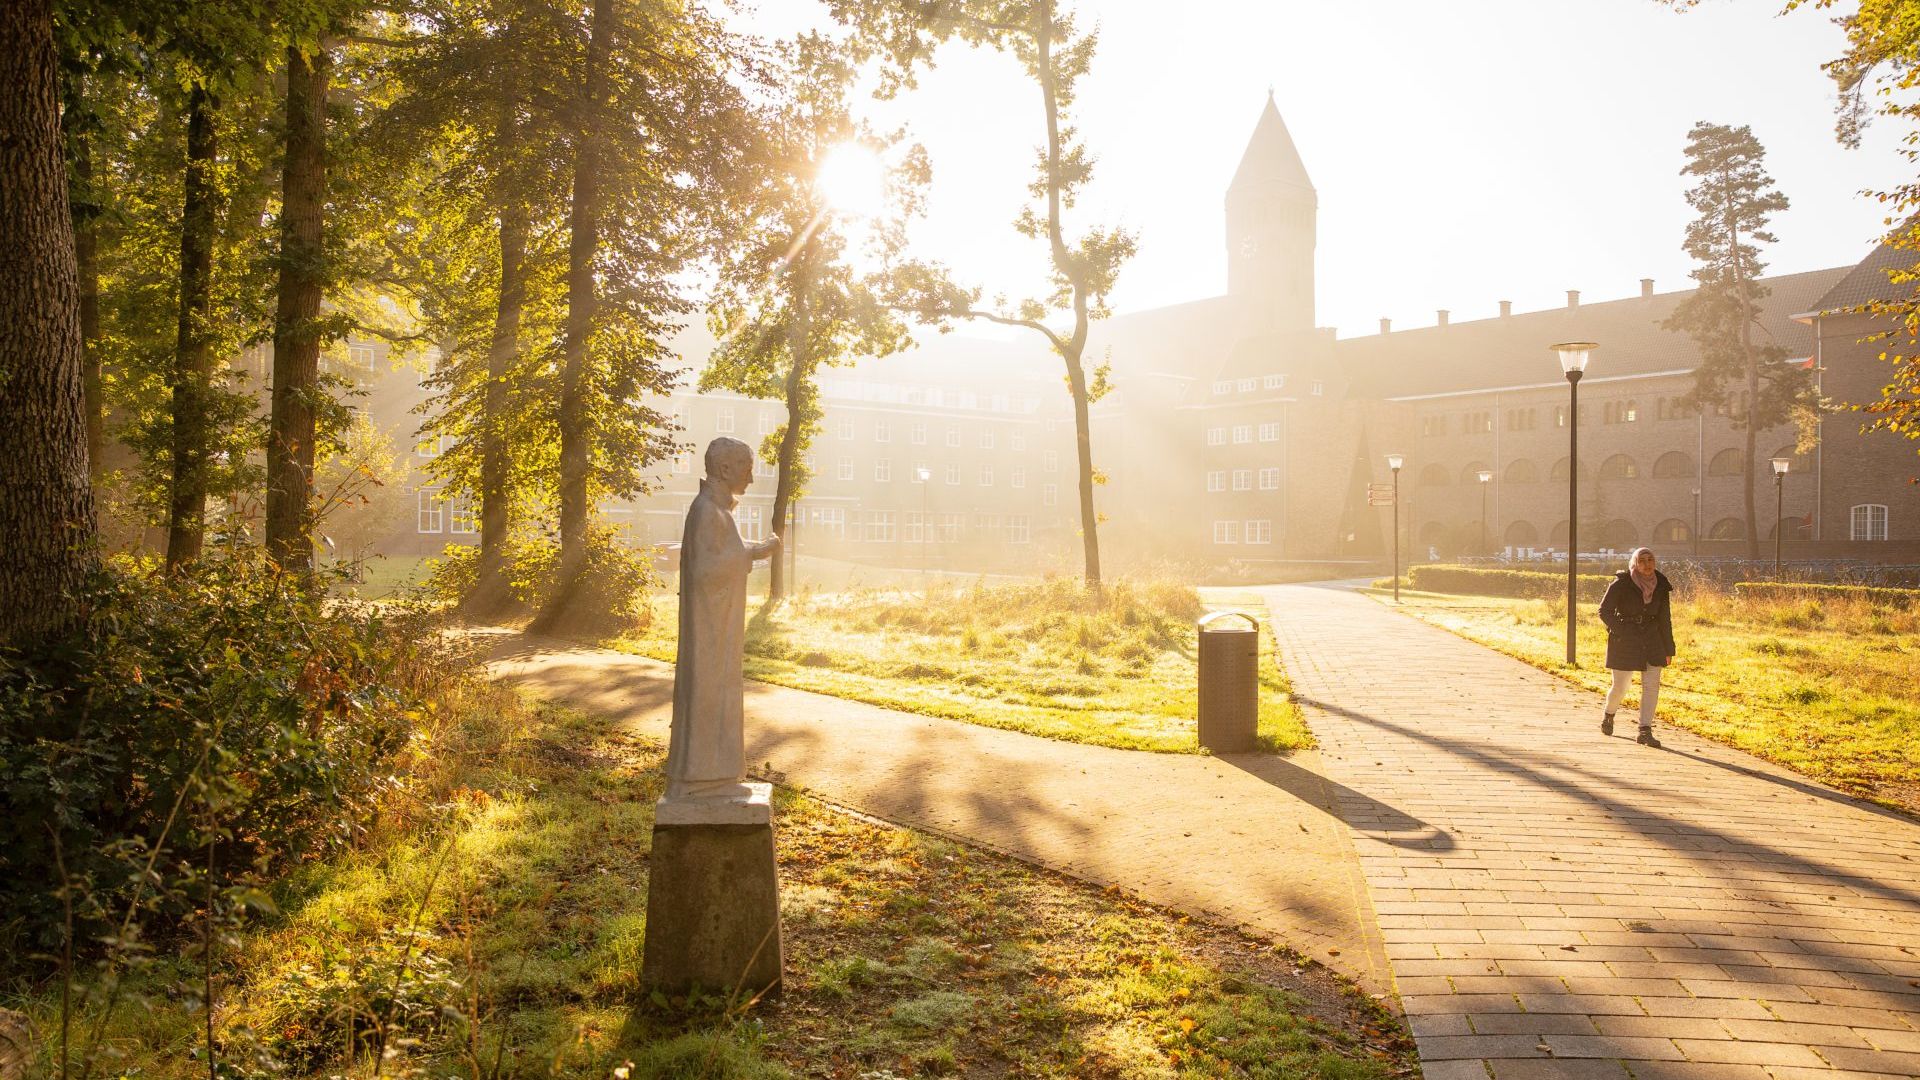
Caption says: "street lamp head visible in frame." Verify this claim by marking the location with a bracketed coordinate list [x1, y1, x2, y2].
[1477, 470, 1493, 484]
[915, 465, 931, 482]
[1552, 341, 1598, 378]
[1386, 453, 1404, 472]
[1771, 456, 1791, 477]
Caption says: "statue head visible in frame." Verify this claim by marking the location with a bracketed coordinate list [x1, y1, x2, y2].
[704, 436, 756, 496]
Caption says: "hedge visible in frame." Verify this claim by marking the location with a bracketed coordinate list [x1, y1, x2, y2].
[1733, 581, 1920, 609]
[1403, 564, 1614, 602]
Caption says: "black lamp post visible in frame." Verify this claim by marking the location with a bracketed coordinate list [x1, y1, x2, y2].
[1771, 456, 1790, 577]
[1553, 341, 1596, 666]
[1387, 454, 1403, 602]
[1477, 469, 1493, 555]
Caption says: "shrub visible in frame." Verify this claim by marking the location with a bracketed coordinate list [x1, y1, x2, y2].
[1732, 581, 1920, 610]
[1404, 564, 1613, 601]
[0, 548, 451, 956]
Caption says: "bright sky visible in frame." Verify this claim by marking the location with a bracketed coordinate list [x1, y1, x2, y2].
[731, 0, 1909, 339]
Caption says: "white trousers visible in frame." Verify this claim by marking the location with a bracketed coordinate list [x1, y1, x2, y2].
[1604, 665, 1662, 729]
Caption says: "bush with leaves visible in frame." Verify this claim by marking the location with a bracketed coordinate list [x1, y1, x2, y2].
[427, 524, 657, 636]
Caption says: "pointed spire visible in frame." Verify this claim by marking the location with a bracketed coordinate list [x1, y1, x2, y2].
[1229, 95, 1314, 195]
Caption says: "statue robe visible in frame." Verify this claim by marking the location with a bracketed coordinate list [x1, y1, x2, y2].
[666, 478, 754, 799]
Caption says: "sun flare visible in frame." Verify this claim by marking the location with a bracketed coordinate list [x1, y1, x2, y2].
[815, 142, 886, 218]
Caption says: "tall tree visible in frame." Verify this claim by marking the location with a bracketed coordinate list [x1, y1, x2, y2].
[703, 36, 922, 601]
[1665, 121, 1802, 560]
[166, 84, 222, 566]
[0, 0, 95, 643]
[830, 0, 1135, 589]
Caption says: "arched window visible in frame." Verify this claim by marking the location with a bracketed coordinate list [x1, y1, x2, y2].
[1708, 517, 1746, 540]
[1708, 449, 1744, 476]
[1419, 464, 1451, 487]
[1652, 451, 1694, 479]
[1549, 456, 1586, 481]
[1460, 461, 1492, 486]
[1599, 519, 1638, 549]
[1549, 520, 1570, 546]
[1652, 519, 1690, 544]
[1599, 454, 1639, 480]
[1851, 504, 1888, 541]
[1504, 520, 1540, 547]
[1771, 444, 1808, 474]
[1505, 459, 1539, 483]
[1418, 521, 1449, 548]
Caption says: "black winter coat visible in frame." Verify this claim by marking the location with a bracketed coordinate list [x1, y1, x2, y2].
[1597, 570, 1676, 671]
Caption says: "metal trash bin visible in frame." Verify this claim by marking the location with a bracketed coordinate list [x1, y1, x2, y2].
[1197, 610, 1259, 752]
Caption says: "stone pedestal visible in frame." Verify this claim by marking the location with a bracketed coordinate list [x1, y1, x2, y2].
[639, 782, 782, 998]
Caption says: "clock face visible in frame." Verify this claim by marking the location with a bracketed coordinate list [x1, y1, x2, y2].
[1238, 234, 1259, 259]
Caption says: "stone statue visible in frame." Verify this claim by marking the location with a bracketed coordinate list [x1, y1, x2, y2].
[664, 436, 781, 804]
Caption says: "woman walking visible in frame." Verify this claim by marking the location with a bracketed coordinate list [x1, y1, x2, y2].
[1597, 546, 1675, 747]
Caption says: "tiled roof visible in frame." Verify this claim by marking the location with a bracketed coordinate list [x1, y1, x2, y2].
[1805, 242, 1918, 314]
[1334, 267, 1848, 399]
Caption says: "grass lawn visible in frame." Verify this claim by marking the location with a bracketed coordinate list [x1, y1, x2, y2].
[613, 579, 1308, 755]
[18, 697, 1411, 1079]
[335, 553, 435, 598]
[1369, 585, 1920, 814]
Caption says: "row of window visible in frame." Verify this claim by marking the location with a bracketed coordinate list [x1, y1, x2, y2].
[1211, 376, 1324, 397]
[1210, 520, 1275, 545]
[1420, 396, 1755, 439]
[804, 510, 1034, 545]
[1409, 447, 1804, 487]
[1206, 468, 1282, 492]
[1205, 422, 1282, 446]
[669, 449, 1063, 482]
[417, 491, 476, 534]
[815, 378, 1040, 414]
[1424, 504, 1890, 549]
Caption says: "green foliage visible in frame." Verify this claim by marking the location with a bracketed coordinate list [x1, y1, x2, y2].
[1732, 580, 1920, 610]
[1402, 564, 1613, 602]
[0, 548, 442, 954]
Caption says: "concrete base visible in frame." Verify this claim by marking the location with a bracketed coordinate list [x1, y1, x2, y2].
[640, 788, 782, 998]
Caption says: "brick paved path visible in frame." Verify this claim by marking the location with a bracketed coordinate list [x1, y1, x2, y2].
[1261, 581, 1920, 1080]
[480, 633, 1392, 995]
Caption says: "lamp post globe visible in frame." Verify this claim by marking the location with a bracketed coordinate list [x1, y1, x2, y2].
[1552, 342, 1597, 666]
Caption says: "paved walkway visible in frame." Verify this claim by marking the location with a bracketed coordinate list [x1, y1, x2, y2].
[1262, 581, 1920, 1080]
[479, 633, 1392, 995]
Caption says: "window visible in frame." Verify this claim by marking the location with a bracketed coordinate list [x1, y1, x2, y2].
[1043, 450, 1059, 472]
[946, 463, 960, 485]
[1708, 517, 1746, 540]
[946, 426, 962, 448]
[1206, 427, 1226, 446]
[904, 512, 928, 544]
[1623, 400, 1638, 422]
[1232, 469, 1252, 491]
[905, 387, 924, 405]
[838, 418, 855, 440]
[1851, 504, 1889, 541]
[972, 512, 1003, 536]
[1258, 422, 1279, 442]
[1011, 467, 1027, 489]
[1245, 520, 1272, 545]
[979, 430, 996, 450]
[912, 461, 930, 483]
[1652, 519, 1691, 543]
[757, 411, 775, 435]
[1043, 483, 1058, 507]
[1213, 380, 1231, 395]
[1505, 459, 1538, 483]
[417, 490, 444, 533]
[1237, 378, 1256, 392]
[1264, 374, 1285, 389]
[1232, 425, 1252, 444]
[874, 459, 891, 482]
[810, 506, 846, 539]
[716, 407, 735, 433]
[1212, 520, 1241, 544]
[837, 457, 854, 481]
[1504, 520, 1540, 547]
[753, 458, 775, 479]
[874, 420, 891, 443]
[911, 422, 927, 445]
[1505, 407, 1537, 432]
[1652, 452, 1694, 479]
[978, 465, 994, 486]
[735, 505, 764, 542]
[959, 391, 978, 409]
[1422, 416, 1446, 438]
[1206, 471, 1226, 493]
[938, 514, 963, 543]
[865, 510, 896, 543]
[349, 342, 377, 370]
[1008, 515, 1031, 544]
[1311, 381, 1324, 396]
[1258, 467, 1280, 490]
[991, 393, 1009, 412]
[415, 433, 456, 459]
[673, 453, 692, 474]
[1599, 454, 1639, 480]
[1011, 431, 1027, 451]
[1556, 405, 1568, 428]
[1707, 449, 1744, 476]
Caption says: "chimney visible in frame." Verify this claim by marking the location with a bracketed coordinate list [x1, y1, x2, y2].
[1379, 317, 1392, 335]
[1436, 309, 1450, 327]
[1566, 289, 1581, 309]
[1641, 278, 1655, 299]
[1498, 300, 1512, 318]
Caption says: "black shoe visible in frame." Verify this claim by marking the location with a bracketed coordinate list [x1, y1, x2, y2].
[1601, 713, 1614, 736]
[1636, 728, 1661, 748]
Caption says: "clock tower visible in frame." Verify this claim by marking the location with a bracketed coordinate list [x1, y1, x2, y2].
[1226, 94, 1317, 331]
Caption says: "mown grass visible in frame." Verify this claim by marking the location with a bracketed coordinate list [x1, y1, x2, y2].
[1370, 583, 1920, 814]
[10, 698, 1411, 1079]
[613, 579, 1308, 755]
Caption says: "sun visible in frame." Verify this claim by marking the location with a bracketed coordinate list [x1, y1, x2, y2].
[815, 142, 887, 218]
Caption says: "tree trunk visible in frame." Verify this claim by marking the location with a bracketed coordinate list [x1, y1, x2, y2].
[167, 85, 219, 569]
[470, 201, 528, 611]
[0, 0, 95, 645]
[1034, 5, 1101, 589]
[769, 250, 813, 602]
[554, 0, 612, 607]
[266, 45, 330, 572]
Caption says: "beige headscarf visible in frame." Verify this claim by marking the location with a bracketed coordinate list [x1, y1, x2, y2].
[1628, 547, 1657, 603]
